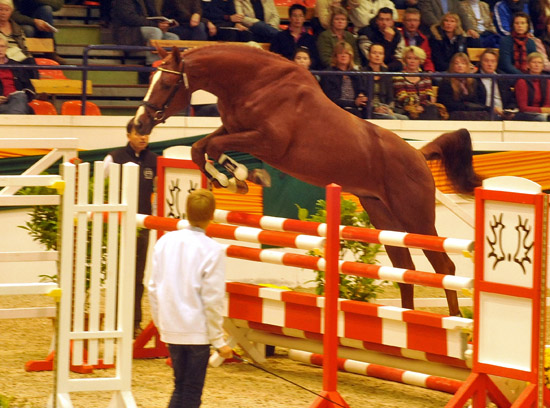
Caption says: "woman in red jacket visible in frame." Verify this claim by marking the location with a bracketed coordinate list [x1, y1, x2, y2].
[514, 52, 550, 121]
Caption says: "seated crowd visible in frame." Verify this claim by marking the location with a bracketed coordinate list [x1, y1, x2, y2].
[106, 0, 550, 121]
[2, 0, 550, 119]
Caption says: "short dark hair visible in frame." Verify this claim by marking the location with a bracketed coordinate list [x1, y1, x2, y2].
[293, 46, 311, 59]
[513, 11, 531, 25]
[480, 48, 498, 62]
[377, 7, 394, 18]
[289, 3, 306, 17]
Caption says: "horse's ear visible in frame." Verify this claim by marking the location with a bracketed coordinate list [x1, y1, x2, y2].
[157, 46, 168, 59]
[172, 46, 181, 63]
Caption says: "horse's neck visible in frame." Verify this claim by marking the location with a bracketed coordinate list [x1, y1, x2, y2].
[188, 51, 263, 98]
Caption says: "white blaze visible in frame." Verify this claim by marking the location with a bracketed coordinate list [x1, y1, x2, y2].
[134, 70, 162, 123]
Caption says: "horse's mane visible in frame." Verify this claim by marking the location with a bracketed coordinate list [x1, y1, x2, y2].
[182, 43, 293, 65]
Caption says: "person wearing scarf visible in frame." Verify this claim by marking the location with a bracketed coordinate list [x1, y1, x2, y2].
[498, 12, 536, 74]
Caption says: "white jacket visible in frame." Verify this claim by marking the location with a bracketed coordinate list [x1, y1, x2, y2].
[148, 226, 226, 348]
[235, 0, 280, 29]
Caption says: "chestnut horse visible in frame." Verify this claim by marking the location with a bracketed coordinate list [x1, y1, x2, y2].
[130, 44, 481, 316]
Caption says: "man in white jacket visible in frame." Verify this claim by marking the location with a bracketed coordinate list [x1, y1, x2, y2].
[149, 189, 232, 408]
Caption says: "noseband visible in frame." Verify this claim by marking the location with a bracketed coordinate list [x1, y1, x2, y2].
[140, 65, 189, 123]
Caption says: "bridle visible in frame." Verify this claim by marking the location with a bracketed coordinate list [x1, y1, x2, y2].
[139, 63, 189, 123]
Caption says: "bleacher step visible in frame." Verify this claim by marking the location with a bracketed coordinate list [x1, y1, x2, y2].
[63, 69, 139, 85]
[56, 24, 101, 45]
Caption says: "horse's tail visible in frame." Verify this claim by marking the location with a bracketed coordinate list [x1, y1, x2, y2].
[420, 128, 482, 194]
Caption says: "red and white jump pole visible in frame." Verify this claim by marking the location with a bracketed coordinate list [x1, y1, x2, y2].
[289, 350, 464, 395]
[137, 215, 473, 291]
[213, 209, 474, 255]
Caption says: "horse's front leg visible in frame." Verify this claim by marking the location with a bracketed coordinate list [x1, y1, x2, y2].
[191, 127, 233, 187]
[191, 127, 252, 187]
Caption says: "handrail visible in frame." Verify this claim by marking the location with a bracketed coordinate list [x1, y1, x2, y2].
[2, 44, 548, 117]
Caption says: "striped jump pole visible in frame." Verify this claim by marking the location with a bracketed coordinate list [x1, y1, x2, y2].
[136, 214, 325, 251]
[288, 350, 464, 395]
[213, 209, 474, 255]
[137, 214, 473, 291]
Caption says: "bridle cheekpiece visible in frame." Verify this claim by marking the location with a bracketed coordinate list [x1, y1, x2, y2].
[140, 62, 189, 123]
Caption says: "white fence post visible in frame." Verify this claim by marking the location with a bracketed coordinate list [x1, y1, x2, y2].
[53, 161, 138, 408]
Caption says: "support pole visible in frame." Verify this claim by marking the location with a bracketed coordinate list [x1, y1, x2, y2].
[310, 184, 349, 408]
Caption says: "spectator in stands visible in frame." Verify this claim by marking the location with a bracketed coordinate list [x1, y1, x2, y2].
[346, 0, 397, 31]
[312, 0, 341, 35]
[201, 0, 252, 42]
[111, 0, 179, 66]
[529, 0, 550, 36]
[270, 4, 320, 69]
[514, 52, 550, 120]
[539, 16, 550, 59]
[437, 52, 490, 119]
[11, 0, 64, 63]
[293, 45, 321, 80]
[99, 0, 111, 27]
[363, 42, 408, 118]
[162, 0, 215, 40]
[357, 7, 404, 70]
[494, 0, 530, 35]
[476, 48, 517, 119]
[458, 0, 500, 48]
[393, 46, 443, 119]
[398, 8, 434, 71]
[294, 45, 313, 68]
[429, 12, 472, 72]
[317, 7, 360, 67]
[0, 0, 37, 66]
[498, 12, 536, 73]
[528, 14, 550, 72]
[0, 36, 34, 114]
[320, 41, 367, 118]
[235, 0, 280, 43]
[417, 0, 461, 30]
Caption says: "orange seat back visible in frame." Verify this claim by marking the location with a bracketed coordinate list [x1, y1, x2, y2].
[34, 58, 67, 79]
[61, 100, 101, 115]
[28, 100, 58, 115]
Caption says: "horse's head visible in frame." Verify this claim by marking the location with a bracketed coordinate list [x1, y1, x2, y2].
[129, 47, 191, 136]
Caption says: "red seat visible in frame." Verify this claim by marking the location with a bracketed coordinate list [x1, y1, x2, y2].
[34, 58, 67, 79]
[28, 100, 58, 115]
[61, 100, 101, 115]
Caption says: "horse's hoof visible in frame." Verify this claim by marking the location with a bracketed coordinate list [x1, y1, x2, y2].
[218, 154, 248, 181]
[227, 178, 249, 194]
[205, 161, 229, 187]
[248, 169, 271, 187]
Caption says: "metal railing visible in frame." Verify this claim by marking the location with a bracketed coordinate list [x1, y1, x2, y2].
[1, 44, 544, 117]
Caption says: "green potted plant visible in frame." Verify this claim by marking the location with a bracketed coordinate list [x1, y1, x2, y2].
[298, 198, 384, 302]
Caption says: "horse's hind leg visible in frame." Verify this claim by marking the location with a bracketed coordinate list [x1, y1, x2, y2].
[359, 197, 417, 310]
[422, 250, 460, 316]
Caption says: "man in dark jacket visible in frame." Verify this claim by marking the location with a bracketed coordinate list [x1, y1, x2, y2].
[104, 124, 158, 337]
[270, 4, 320, 69]
[111, 0, 179, 65]
[0, 36, 34, 114]
[357, 7, 404, 71]
[477, 48, 517, 119]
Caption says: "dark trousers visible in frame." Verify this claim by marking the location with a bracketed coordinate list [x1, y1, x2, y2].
[134, 228, 149, 327]
[168, 344, 211, 408]
[20, 5, 55, 39]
